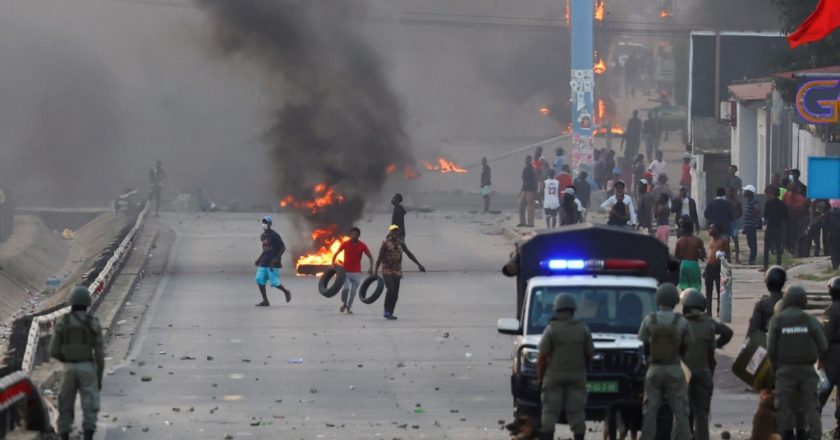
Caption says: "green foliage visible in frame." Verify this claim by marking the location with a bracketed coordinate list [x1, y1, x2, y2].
[771, 0, 840, 70]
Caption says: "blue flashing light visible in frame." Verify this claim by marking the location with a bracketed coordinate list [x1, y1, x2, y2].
[547, 259, 586, 270]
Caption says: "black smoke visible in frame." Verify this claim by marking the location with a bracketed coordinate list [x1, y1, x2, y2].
[200, 0, 413, 235]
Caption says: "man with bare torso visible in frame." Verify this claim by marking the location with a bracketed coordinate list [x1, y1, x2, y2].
[704, 224, 731, 316]
[675, 219, 705, 291]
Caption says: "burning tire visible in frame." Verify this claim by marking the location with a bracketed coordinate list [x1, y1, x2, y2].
[358, 275, 384, 304]
[318, 267, 346, 298]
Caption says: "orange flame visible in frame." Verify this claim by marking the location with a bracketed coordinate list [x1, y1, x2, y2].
[403, 166, 420, 180]
[597, 99, 606, 122]
[594, 123, 624, 137]
[594, 0, 605, 21]
[539, 107, 551, 116]
[421, 157, 468, 174]
[594, 58, 607, 75]
[659, 9, 671, 18]
[280, 183, 345, 214]
[565, 0, 570, 26]
[295, 225, 350, 275]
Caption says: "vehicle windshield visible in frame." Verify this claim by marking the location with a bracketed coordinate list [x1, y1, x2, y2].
[526, 286, 657, 335]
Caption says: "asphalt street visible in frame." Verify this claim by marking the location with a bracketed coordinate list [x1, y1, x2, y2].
[95, 210, 838, 440]
[99, 211, 517, 439]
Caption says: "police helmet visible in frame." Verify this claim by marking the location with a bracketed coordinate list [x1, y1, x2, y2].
[69, 286, 92, 308]
[782, 285, 808, 309]
[829, 277, 840, 301]
[680, 288, 706, 312]
[261, 215, 272, 225]
[554, 294, 577, 312]
[764, 266, 787, 291]
[655, 283, 680, 308]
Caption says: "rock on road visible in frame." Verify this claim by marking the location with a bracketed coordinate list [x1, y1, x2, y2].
[99, 211, 516, 439]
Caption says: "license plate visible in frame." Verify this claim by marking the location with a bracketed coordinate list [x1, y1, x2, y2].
[587, 381, 619, 393]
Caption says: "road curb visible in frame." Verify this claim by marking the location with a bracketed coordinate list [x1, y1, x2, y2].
[30, 223, 160, 400]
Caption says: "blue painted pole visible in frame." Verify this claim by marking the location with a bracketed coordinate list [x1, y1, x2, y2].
[570, 0, 595, 178]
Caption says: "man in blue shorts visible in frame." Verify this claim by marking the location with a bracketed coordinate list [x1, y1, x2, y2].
[255, 216, 291, 307]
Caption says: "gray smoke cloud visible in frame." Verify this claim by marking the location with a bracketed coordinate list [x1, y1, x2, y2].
[200, 0, 414, 235]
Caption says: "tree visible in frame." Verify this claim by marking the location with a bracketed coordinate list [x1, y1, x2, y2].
[771, 0, 840, 70]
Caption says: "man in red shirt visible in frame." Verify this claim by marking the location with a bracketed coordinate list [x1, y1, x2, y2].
[556, 164, 573, 191]
[332, 227, 374, 315]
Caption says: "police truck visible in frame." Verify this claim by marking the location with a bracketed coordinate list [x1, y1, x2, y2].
[498, 224, 678, 438]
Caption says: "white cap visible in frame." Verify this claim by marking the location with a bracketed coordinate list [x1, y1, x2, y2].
[563, 187, 576, 195]
[742, 184, 756, 193]
[639, 179, 649, 185]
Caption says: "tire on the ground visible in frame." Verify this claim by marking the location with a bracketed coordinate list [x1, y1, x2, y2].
[318, 267, 346, 298]
[358, 275, 385, 304]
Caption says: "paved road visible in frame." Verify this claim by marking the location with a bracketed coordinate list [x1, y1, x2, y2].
[96, 210, 838, 440]
[99, 211, 516, 439]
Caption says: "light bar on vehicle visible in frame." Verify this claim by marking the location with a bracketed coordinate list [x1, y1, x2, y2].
[542, 259, 648, 272]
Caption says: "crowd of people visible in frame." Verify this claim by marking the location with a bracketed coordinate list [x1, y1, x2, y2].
[506, 139, 840, 317]
[516, 146, 591, 228]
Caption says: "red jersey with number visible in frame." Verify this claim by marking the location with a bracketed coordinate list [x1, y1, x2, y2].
[336, 240, 371, 273]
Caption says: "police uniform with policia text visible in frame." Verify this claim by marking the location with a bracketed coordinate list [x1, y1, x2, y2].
[768, 285, 828, 440]
[50, 286, 105, 440]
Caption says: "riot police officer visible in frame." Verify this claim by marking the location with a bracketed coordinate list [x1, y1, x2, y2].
[820, 277, 840, 439]
[748, 265, 787, 337]
[768, 285, 827, 440]
[680, 288, 733, 440]
[49, 286, 105, 440]
[638, 283, 694, 440]
[536, 294, 594, 440]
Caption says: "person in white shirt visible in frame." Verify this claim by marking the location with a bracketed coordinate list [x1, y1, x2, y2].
[543, 177, 561, 229]
[648, 150, 666, 183]
[600, 180, 638, 227]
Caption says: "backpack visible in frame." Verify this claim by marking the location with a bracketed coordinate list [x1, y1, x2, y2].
[60, 313, 94, 362]
[648, 313, 681, 364]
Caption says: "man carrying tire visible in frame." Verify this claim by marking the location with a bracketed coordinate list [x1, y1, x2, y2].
[374, 225, 425, 320]
[254, 216, 291, 307]
[332, 227, 373, 315]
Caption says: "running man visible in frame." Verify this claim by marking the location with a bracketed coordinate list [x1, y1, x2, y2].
[254, 216, 291, 307]
[332, 227, 374, 315]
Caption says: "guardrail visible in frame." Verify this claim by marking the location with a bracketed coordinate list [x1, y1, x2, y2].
[18, 202, 148, 373]
[0, 371, 51, 435]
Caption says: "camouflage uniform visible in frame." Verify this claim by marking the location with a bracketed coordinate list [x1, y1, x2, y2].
[768, 286, 827, 440]
[49, 287, 105, 440]
[538, 294, 594, 440]
[638, 283, 694, 440]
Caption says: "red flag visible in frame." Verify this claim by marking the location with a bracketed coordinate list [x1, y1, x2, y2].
[788, 0, 840, 48]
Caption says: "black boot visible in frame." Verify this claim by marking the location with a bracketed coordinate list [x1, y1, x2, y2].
[60, 433, 70, 440]
[574, 433, 585, 440]
[833, 423, 840, 440]
[795, 429, 809, 440]
[783, 430, 796, 440]
[539, 431, 555, 440]
[84, 430, 95, 440]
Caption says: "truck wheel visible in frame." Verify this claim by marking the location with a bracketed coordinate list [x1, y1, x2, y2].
[358, 275, 384, 304]
[318, 267, 346, 298]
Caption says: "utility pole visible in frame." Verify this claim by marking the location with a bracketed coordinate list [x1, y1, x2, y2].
[570, 0, 595, 178]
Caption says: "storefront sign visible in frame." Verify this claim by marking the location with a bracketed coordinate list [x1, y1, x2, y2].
[796, 78, 840, 124]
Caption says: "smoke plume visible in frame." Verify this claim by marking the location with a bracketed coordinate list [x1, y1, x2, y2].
[200, 0, 413, 234]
